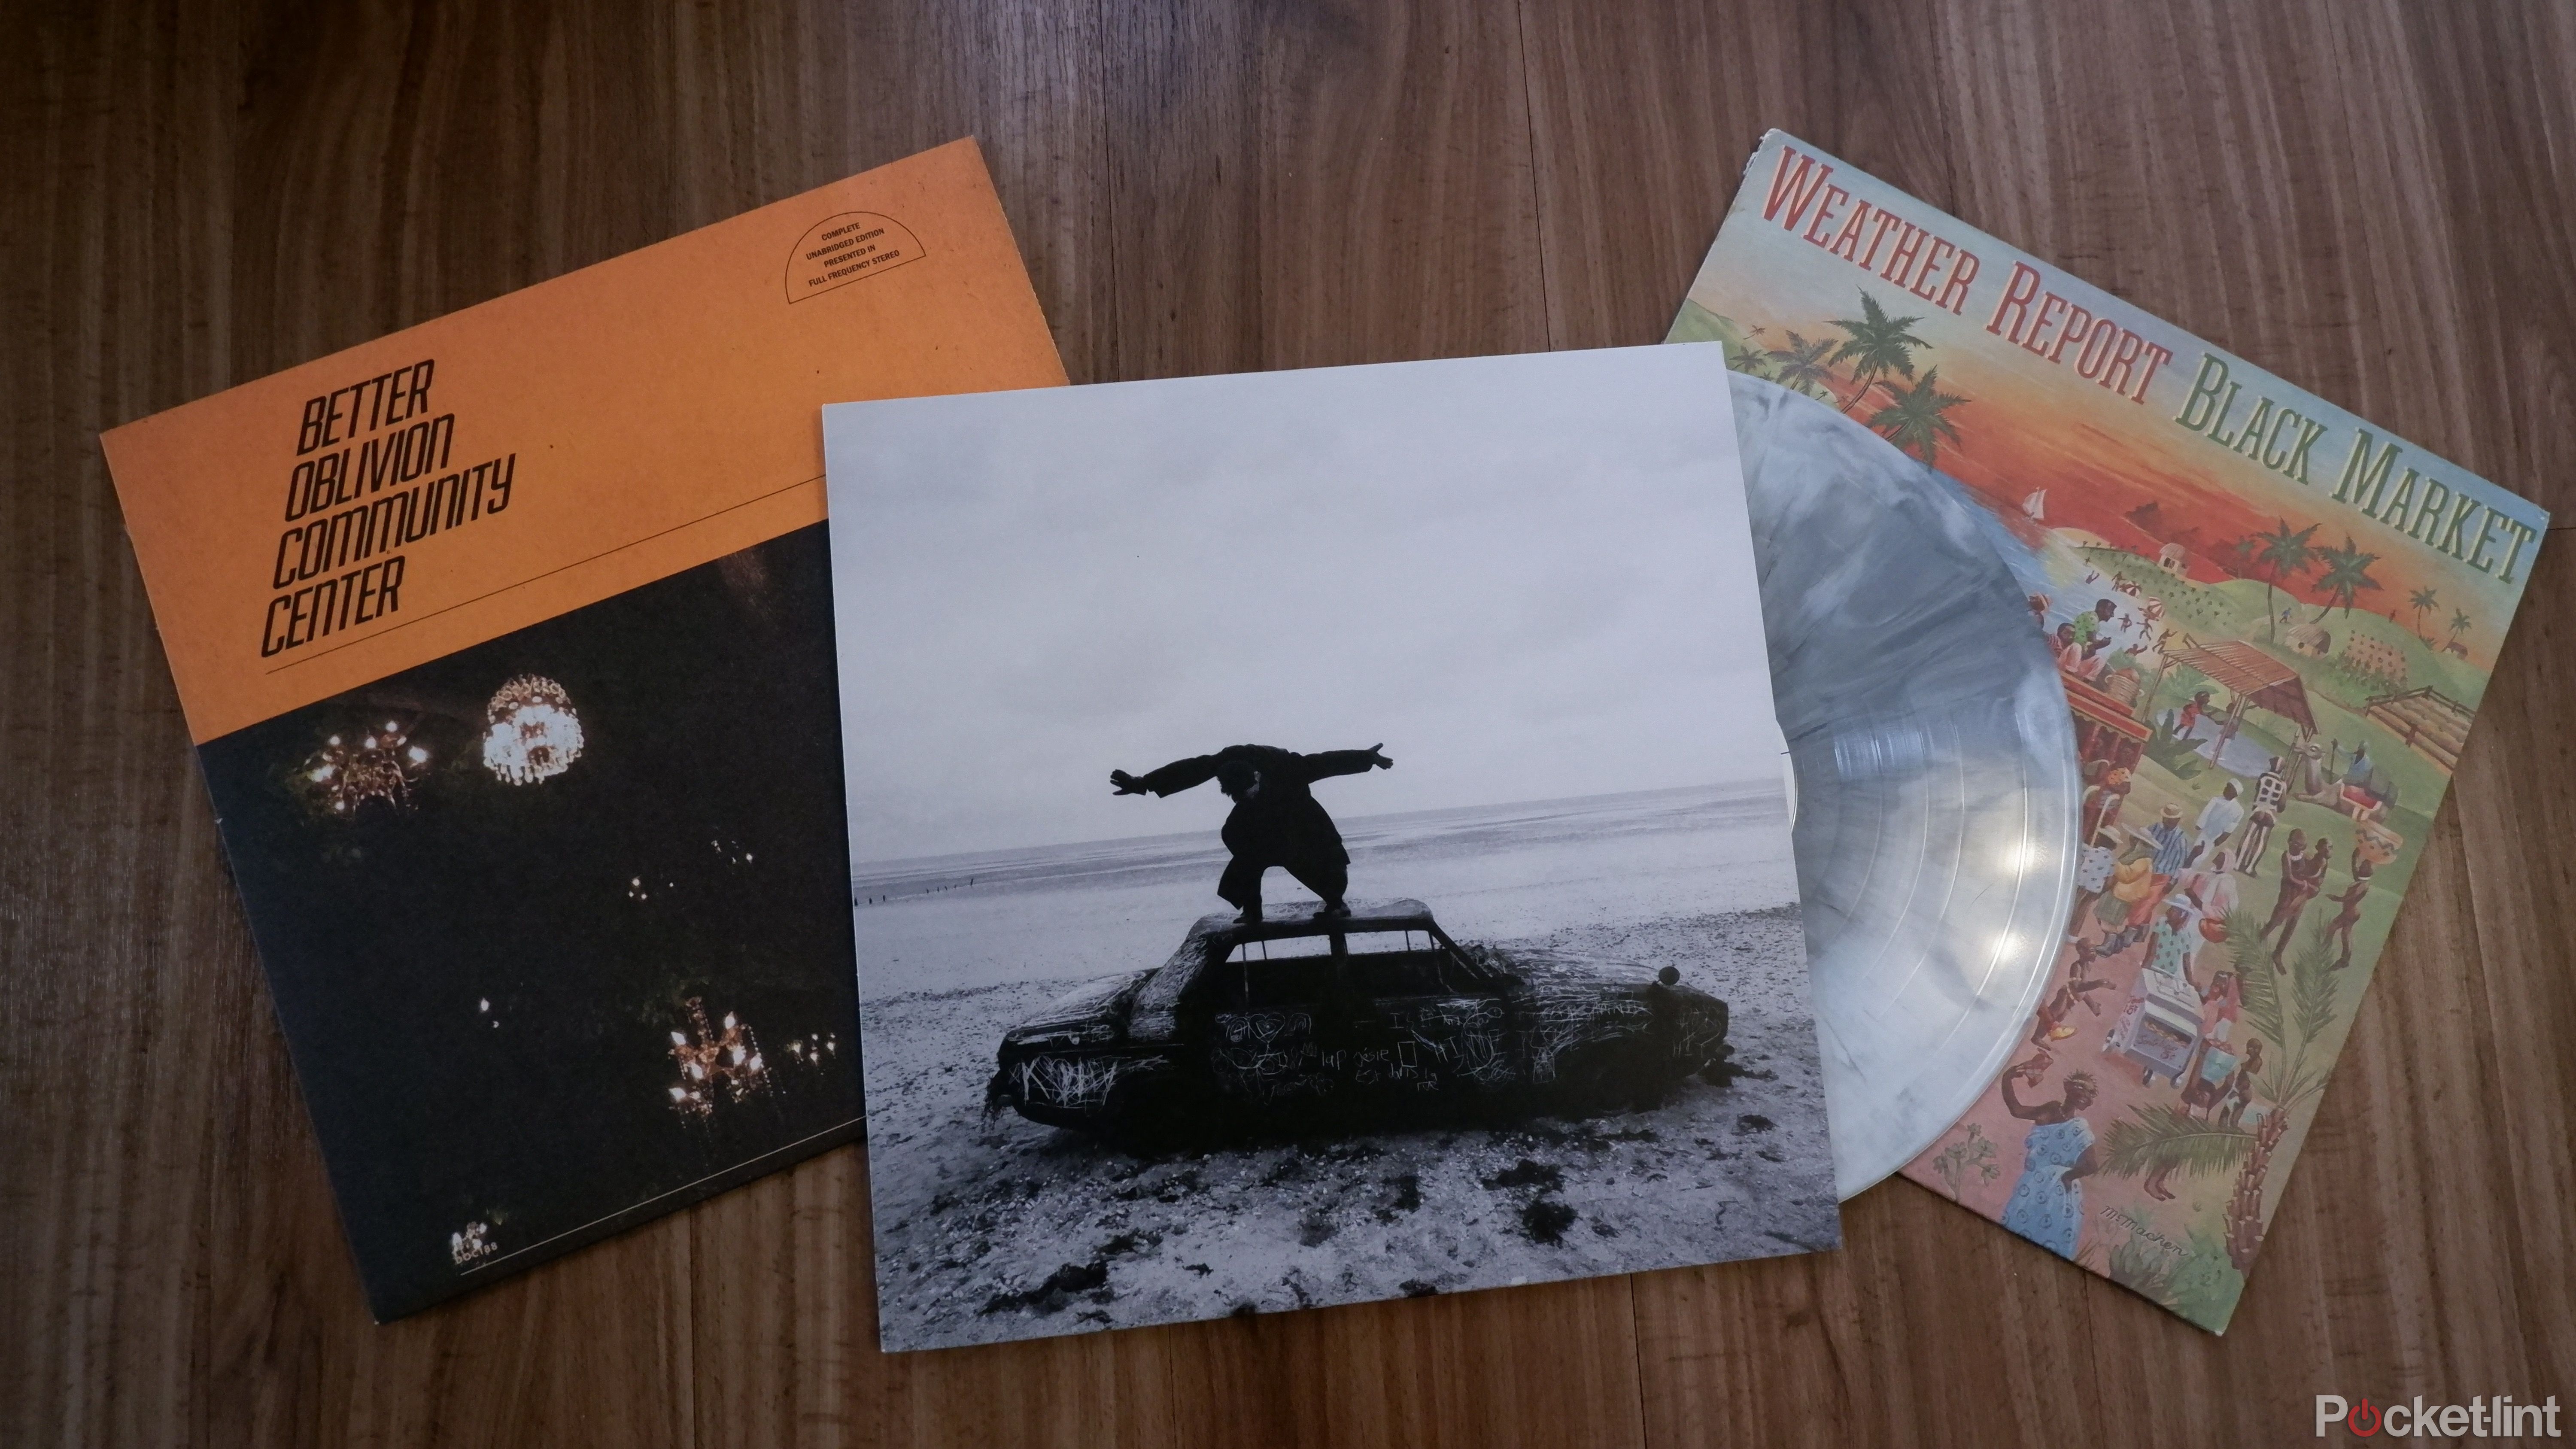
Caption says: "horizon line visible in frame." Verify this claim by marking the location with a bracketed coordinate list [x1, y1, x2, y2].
[848, 775, 1787, 875]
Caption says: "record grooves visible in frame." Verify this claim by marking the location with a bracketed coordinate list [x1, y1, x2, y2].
[1732, 373, 2079, 1198]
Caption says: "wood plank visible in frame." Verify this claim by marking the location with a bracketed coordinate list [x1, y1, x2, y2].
[6, 0, 2573, 1445]
[1091, 0, 1553, 379]
[1517, 1, 2576, 1444]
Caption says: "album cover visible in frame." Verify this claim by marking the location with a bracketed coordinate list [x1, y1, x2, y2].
[1674, 131, 2548, 1330]
[98, 140, 1067, 1319]
[824, 344, 1840, 1351]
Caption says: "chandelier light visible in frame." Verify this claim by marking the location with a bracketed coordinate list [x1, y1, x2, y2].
[482, 674, 585, 785]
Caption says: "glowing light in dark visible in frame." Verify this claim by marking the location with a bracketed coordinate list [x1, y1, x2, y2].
[450, 1221, 497, 1266]
[299, 721, 429, 815]
[482, 674, 585, 785]
[665, 997, 772, 1117]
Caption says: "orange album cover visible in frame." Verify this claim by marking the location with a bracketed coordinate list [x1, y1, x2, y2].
[100, 138, 1066, 1319]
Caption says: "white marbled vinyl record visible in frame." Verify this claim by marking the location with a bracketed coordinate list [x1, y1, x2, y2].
[1732, 372, 2078, 1199]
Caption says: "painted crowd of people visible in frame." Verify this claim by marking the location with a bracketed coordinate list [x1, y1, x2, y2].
[1997, 720, 2385, 1256]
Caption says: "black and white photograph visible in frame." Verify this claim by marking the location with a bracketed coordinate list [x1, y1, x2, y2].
[824, 345, 1840, 1351]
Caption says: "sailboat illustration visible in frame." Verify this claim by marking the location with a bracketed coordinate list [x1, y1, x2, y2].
[2021, 488, 2047, 522]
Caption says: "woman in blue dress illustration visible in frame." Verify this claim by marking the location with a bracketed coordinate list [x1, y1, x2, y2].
[1996, 1063, 2101, 1259]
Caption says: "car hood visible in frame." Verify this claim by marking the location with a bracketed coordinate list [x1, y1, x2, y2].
[1491, 947, 1724, 1009]
[1003, 969, 1154, 1041]
[1491, 946, 1659, 990]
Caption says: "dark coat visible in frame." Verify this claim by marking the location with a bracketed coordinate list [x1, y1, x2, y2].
[1131, 744, 1379, 866]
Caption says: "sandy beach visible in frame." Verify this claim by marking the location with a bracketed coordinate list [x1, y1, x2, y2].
[860, 908, 1833, 1350]
[845, 784, 1834, 1351]
[850, 785, 1835, 1351]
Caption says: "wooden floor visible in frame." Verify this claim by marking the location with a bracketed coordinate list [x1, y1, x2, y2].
[6, 2, 2573, 1444]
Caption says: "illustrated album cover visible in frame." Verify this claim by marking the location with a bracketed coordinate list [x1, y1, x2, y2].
[98, 140, 1067, 1318]
[822, 343, 1842, 1350]
[1673, 131, 2548, 1330]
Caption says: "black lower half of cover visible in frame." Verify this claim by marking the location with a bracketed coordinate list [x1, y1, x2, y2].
[198, 522, 861, 1319]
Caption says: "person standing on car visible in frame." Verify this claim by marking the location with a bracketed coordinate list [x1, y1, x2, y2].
[1110, 743, 1394, 922]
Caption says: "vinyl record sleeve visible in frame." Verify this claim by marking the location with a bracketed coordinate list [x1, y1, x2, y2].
[1673, 131, 2547, 1331]
[99, 140, 1066, 1319]
[823, 344, 1841, 1351]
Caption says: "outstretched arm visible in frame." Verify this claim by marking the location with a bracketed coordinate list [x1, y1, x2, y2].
[1110, 755, 1219, 797]
[1297, 744, 1394, 784]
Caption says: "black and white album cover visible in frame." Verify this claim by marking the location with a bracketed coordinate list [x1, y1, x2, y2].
[823, 344, 1838, 1350]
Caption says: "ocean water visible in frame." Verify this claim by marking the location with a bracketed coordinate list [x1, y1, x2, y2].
[851, 781, 1798, 997]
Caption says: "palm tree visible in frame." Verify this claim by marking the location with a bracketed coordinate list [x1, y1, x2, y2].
[2248, 519, 2318, 640]
[2407, 586, 2439, 640]
[2097, 1105, 2253, 1185]
[2308, 536, 2384, 621]
[2099, 917, 2345, 1278]
[1866, 369, 1968, 466]
[2448, 608, 2473, 651]
[2223, 1100, 2294, 1275]
[2220, 930, 2341, 1270]
[1763, 331, 1837, 401]
[1826, 291, 1932, 416]
[1722, 327, 1777, 381]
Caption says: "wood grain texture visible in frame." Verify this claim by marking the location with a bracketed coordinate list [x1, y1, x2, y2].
[3, 1, 2570, 1445]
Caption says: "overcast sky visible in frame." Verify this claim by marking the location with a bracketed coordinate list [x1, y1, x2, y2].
[823, 343, 1781, 862]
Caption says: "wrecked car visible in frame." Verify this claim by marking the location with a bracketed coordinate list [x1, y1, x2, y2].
[988, 899, 1729, 1136]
